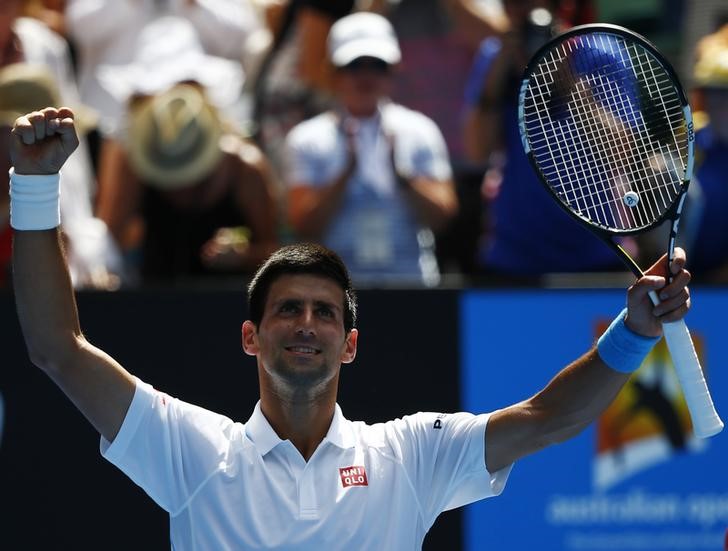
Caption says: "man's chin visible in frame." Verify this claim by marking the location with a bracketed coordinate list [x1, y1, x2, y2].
[270, 360, 336, 388]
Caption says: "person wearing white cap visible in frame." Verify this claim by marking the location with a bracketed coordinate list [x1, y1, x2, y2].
[285, 11, 458, 287]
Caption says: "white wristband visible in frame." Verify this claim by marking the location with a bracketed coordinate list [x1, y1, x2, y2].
[9, 168, 61, 230]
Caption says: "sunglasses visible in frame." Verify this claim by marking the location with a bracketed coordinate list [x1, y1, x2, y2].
[340, 58, 391, 74]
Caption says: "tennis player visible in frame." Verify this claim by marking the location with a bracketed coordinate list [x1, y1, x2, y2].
[10, 107, 692, 550]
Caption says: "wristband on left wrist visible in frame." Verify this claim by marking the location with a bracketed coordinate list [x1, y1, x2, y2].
[597, 308, 660, 373]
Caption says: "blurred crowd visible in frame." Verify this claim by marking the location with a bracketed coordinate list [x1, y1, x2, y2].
[1, 0, 727, 289]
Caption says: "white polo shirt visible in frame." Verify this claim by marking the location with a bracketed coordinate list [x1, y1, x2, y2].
[101, 379, 512, 550]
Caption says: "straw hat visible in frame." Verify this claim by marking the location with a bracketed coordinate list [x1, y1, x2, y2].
[127, 84, 223, 190]
[0, 63, 97, 131]
[693, 24, 728, 89]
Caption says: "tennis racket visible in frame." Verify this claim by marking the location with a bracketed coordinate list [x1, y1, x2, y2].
[518, 24, 723, 438]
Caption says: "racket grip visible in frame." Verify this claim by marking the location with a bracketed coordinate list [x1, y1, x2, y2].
[661, 319, 723, 438]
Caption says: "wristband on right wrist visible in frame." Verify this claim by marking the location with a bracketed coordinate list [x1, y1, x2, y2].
[597, 308, 660, 373]
[9, 168, 61, 231]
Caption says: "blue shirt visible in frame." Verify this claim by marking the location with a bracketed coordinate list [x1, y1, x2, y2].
[689, 125, 728, 274]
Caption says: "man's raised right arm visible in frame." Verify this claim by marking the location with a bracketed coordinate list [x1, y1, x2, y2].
[11, 107, 135, 443]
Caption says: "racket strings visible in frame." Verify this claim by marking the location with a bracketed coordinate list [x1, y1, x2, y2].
[567, 58, 680, 227]
[569, 73, 648, 228]
[549, 36, 682, 227]
[521, 31, 689, 232]
[560, 34, 681, 222]
[555, 78, 632, 227]
[619, 40, 688, 205]
[633, 43, 688, 157]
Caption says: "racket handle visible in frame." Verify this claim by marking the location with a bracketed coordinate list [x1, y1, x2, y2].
[661, 319, 723, 438]
[647, 290, 723, 437]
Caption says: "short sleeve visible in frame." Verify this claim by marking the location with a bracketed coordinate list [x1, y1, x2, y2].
[284, 132, 313, 185]
[410, 116, 452, 182]
[100, 378, 235, 514]
[283, 120, 334, 186]
[387, 106, 452, 182]
[385, 412, 512, 527]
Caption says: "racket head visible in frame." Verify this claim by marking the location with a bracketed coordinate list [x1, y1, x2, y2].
[518, 23, 694, 237]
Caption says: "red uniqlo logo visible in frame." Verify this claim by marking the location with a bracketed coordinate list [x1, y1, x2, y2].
[339, 465, 368, 488]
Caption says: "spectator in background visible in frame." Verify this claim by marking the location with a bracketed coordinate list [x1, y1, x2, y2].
[285, 12, 458, 287]
[0, 2, 120, 288]
[65, 0, 263, 139]
[251, 0, 355, 185]
[462, 0, 623, 281]
[95, 17, 279, 285]
[681, 23, 728, 283]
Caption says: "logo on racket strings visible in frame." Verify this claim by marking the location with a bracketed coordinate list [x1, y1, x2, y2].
[623, 191, 640, 208]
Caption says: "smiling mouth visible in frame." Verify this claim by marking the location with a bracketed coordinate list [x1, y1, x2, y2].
[285, 346, 321, 355]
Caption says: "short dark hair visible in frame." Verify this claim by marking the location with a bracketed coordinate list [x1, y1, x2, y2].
[247, 243, 358, 332]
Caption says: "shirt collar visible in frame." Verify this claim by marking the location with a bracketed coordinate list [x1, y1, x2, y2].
[245, 401, 356, 457]
[325, 403, 356, 450]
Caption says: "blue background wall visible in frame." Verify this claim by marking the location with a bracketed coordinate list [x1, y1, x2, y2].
[461, 288, 728, 551]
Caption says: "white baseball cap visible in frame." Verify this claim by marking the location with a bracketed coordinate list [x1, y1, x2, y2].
[327, 12, 401, 68]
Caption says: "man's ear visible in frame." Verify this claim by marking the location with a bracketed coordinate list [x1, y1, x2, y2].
[242, 320, 259, 356]
[341, 328, 358, 364]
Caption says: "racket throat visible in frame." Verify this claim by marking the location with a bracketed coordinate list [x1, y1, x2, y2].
[610, 239, 668, 306]
[601, 237, 644, 279]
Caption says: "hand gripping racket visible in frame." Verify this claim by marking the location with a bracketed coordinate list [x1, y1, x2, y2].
[518, 24, 723, 438]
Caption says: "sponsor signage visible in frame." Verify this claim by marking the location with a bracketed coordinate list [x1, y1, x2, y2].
[461, 289, 728, 551]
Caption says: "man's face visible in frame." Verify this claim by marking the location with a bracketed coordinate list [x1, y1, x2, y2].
[334, 57, 392, 117]
[243, 274, 358, 392]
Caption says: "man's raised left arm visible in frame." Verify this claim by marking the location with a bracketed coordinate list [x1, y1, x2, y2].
[484, 248, 691, 473]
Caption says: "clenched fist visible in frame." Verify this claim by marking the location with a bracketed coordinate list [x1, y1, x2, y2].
[10, 107, 79, 175]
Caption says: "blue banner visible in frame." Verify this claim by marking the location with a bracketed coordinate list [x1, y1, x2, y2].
[461, 289, 728, 551]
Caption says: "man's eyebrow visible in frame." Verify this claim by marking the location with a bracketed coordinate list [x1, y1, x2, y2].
[272, 298, 341, 311]
[313, 300, 341, 312]
[272, 297, 301, 307]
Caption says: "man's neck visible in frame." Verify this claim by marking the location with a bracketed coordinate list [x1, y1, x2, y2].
[259, 388, 338, 462]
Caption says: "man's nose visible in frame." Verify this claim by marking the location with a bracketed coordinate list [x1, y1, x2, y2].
[296, 307, 316, 334]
